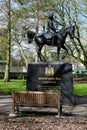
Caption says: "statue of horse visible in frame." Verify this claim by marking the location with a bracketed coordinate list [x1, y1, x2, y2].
[27, 23, 76, 61]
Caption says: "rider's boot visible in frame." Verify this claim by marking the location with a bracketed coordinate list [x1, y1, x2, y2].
[52, 36, 57, 46]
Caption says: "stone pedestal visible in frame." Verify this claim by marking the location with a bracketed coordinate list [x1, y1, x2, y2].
[26, 62, 75, 105]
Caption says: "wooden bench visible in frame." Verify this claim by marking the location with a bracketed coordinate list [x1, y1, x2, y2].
[12, 91, 61, 116]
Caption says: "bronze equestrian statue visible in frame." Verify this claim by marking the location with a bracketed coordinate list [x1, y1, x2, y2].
[27, 18, 76, 61]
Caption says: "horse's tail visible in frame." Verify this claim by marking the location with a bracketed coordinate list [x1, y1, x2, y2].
[27, 30, 36, 43]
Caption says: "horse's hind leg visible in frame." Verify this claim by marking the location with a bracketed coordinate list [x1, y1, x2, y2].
[37, 45, 46, 62]
[57, 47, 61, 61]
[62, 45, 68, 59]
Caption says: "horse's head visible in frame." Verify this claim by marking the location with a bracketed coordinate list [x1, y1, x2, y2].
[27, 30, 36, 43]
[68, 22, 76, 39]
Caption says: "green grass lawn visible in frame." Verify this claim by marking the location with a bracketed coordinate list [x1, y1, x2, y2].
[74, 83, 87, 96]
[0, 80, 87, 95]
[0, 80, 26, 94]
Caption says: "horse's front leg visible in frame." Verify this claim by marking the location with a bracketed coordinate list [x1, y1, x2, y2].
[62, 45, 68, 59]
[57, 47, 61, 61]
[37, 45, 46, 62]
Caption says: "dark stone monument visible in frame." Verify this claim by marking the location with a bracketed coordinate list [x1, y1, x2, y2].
[26, 62, 75, 105]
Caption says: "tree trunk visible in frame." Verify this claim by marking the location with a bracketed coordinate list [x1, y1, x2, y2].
[4, 0, 11, 82]
[41, 0, 47, 60]
[35, 0, 39, 62]
[4, 49, 11, 82]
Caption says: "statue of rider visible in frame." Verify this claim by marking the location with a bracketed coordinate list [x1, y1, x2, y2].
[47, 13, 57, 45]
[47, 14, 56, 33]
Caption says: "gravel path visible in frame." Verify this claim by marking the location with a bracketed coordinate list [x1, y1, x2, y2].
[0, 112, 87, 130]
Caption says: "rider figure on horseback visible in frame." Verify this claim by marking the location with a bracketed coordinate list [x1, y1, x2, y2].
[47, 14, 56, 33]
[47, 14, 58, 45]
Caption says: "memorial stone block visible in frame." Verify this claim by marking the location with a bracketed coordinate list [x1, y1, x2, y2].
[26, 62, 75, 104]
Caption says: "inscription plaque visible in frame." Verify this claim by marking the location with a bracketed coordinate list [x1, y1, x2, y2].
[26, 62, 75, 104]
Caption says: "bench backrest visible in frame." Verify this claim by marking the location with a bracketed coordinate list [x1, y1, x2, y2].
[12, 91, 60, 107]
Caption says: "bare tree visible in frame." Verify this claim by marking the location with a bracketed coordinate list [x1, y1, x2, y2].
[4, 0, 12, 82]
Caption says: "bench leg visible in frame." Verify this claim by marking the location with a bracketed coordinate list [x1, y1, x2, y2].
[58, 106, 60, 117]
[12, 104, 15, 114]
[57, 102, 61, 117]
[60, 104, 62, 115]
[14, 106, 19, 113]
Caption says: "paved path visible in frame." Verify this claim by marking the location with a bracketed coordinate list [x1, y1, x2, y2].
[0, 95, 87, 116]
[0, 95, 12, 112]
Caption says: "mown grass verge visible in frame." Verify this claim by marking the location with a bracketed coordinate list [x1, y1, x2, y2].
[0, 80, 26, 94]
[74, 83, 87, 96]
[0, 80, 87, 96]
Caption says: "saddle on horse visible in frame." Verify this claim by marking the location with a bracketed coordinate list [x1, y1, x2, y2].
[44, 32, 58, 46]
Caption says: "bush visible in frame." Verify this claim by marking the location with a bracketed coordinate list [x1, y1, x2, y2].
[0, 72, 27, 79]
[0, 72, 4, 79]
[74, 73, 87, 79]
